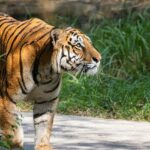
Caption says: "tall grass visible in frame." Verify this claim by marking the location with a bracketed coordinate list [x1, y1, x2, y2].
[90, 10, 150, 79]
[58, 10, 150, 121]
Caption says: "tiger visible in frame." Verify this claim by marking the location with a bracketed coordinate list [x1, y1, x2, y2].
[0, 13, 101, 150]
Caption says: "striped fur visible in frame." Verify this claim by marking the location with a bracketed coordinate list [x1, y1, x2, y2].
[0, 13, 101, 150]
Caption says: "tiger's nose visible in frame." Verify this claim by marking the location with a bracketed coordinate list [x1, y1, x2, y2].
[92, 55, 101, 63]
[92, 57, 99, 63]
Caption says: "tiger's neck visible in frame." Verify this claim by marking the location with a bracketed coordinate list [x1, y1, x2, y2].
[32, 39, 60, 85]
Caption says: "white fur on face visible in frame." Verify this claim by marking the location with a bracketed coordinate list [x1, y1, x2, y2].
[59, 45, 82, 73]
[56, 31, 100, 75]
[69, 34, 100, 75]
[70, 33, 85, 48]
[85, 61, 100, 75]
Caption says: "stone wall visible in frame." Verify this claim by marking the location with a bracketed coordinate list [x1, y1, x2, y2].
[0, 0, 150, 27]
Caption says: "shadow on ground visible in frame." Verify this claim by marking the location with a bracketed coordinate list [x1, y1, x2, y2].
[1, 113, 150, 150]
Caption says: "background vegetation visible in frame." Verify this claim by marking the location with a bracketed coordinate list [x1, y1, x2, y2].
[57, 10, 150, 121]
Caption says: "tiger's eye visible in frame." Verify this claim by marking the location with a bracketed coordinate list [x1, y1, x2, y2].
[76, 43, 81, 47]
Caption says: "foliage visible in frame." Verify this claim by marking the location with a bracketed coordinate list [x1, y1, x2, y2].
[0, 140, 11, 149]
[90, 10, 150, 79]
[59, 74, 150, 120]
[58, 10, 150, 121]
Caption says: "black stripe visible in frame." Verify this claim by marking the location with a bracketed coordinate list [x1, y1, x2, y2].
[19, 24, 49, 86]
[0, 20, 16, 52]
[73, 33, 77, 36]
[0, 18, 8, 22]
[34, 30, 51, 42]
[4, 107, 18, 116]
[0, 18, 12, 23]
[61, 66, 68, 71]
[66, 45, 71, 57]
[33, 110, 53, 119]
[66, 59, 73, 66]
[19, 42, 28, 91]
[68, 41, 72, 47]
[32, 47, 45, 84]
[56, 50, 60, 73]
[60, 46, 66, 59]
[6, 20, 32, 56]
[34, 120, 47, 125]
[65, 46, 74, 67]
[26, 23, 44, 36]
[5, 90, 16, 104]
[5, 21, 28, 45]
[32, 37, 53, 84]
[13, 23, 44, 50]
[0, 20, 16, 28]
[72, 49, 78, 55]
[40, 79, 52, 85]
[1, 23, 16, 52]
[18, 79, 28, 94]
[35, 97, 57, 104]
[79, 65, 85, 74]
[7, 20, 33, 54]
[25, 25, 46, 42]
[1, 23, 12, 39]
[43, 78, 60, 93]
[32, 57, 40, 84]
[32, 27, 56, 84]
[2, 23, 17, 42]
[34, 112, 46, 118]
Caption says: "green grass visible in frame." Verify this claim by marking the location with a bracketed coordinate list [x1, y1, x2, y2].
[58, 10, 150, 121]
[59, 74, 150, 121]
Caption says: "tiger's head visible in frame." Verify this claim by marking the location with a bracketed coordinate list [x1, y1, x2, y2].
[51, 27, 101, 75]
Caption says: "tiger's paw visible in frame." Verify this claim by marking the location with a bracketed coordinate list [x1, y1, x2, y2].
[35, 144, 53, 150]
[11, 139, 23, 149]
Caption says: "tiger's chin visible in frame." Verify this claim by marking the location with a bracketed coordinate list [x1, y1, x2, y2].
[84, 67, 99, 75]
[72, 63, 100, 76]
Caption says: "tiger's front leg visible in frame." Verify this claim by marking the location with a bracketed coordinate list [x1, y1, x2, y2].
[0, 96, 24, 148]
[33, 98, 59, 150]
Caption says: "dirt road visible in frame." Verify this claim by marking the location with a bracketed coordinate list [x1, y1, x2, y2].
[20, 112, 150, 150]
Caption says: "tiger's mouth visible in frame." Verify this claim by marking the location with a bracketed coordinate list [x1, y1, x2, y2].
[59, 55, 100, 75]
[73, 61, 100, 75]
[82, 62, 100, 75]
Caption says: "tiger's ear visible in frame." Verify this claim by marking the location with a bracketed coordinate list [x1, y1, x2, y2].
[65, 27, 72, 31]
[51, 28, 62, 45]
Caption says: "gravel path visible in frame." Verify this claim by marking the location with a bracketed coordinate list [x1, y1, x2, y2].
[21, 112, 150, 150]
